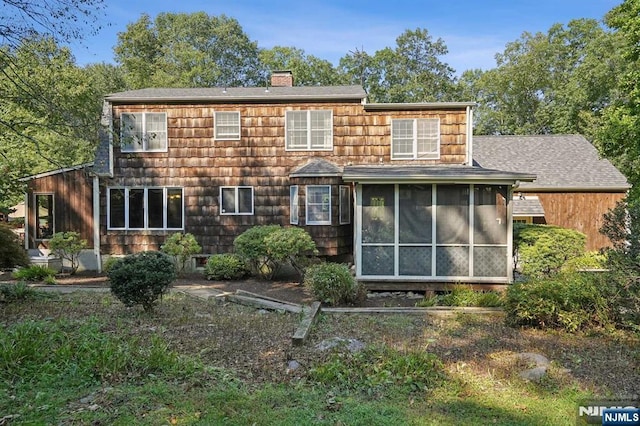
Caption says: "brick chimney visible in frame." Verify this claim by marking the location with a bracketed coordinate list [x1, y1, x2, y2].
[271, 70, 294, 87]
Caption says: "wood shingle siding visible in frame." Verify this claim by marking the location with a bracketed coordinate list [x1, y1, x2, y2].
[101, 100, 470, 257]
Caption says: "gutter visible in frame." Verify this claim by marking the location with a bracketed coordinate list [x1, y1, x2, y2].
[364, 101, 476, 111]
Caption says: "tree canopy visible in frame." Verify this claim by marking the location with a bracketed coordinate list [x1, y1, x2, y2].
[114, 13, 265, 88]
[4, 4, 640, 207]
[0, 0, 107, 209]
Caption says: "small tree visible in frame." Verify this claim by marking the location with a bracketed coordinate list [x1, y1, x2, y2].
[108, 251, 176, 312]
[0, 223, 29, 269]
[160, 233, 202, 275]
[49, 231, 87, 275]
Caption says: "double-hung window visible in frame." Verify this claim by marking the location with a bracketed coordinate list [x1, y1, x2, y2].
[391, 118, 440, 160]
[108, 187, 183, 230]
[306, 185, 331, 225]
[121, 112, 167, 152]
[214, 111, 241, 140]
[285, 110, 332, 150]
[220, 186, 253, 215]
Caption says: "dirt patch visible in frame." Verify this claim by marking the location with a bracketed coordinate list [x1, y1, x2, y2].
[3, 271, 423, 308]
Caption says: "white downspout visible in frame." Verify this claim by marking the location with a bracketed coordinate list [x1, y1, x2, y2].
[93, 175, 102, 272]
[466, 105, 473, 165]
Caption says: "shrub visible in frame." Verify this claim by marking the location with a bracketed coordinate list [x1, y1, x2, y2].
[49, 231, 87, 275]
[0, 223, 29, 269]
[161, 233, 202, 274]
[561, 251, 607, 272]
[102, 256, 122, 274]
[439, 285, 504, 307]
[13, 265, 57, 282]
[233, 225, 281, 278]
[599, 199, 640, 330]
[264, 227, 318, 282]
[504, 272, 614, 331]
[234, 225, 318, 280]
[514, 224, 586, 278]
[0, 282, 46, 302]
[304, 262, 363, 306]
[205, 254, 249, 280]
[108, 251, 176, 312]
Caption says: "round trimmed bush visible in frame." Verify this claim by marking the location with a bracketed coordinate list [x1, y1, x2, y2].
[108, 251, 176, 312]
[304, 262, 364, 306]
[205, 253, 249, 280]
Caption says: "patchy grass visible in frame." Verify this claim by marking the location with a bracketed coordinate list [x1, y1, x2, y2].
[0, 287, 638, 425]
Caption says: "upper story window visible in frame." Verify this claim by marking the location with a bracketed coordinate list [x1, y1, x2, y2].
[285, 110, 332, 151]
[391, 118, 440, 160]
[214, 111, 241, 140]
[107, 187, 183, 230]
[121, 112, 168, 152]
[220, 186, 253, 215]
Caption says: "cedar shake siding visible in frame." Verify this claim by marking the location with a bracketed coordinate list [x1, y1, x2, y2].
[100, 97, 472, 257]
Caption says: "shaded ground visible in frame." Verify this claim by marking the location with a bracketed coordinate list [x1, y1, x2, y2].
[1, 286, 638, 400]
[6, 271, 422, 308]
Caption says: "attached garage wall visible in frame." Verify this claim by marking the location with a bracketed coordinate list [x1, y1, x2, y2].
[532, 192, 626, 250]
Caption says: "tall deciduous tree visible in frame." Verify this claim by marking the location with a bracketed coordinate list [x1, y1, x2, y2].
[597, 0, 640, 202]
[115, 13, 265, 88]
[0, 37, 101, 205]
[464, 19, 620, 137]
[338, 28, 456, 102]
[0, 0, 105, 208]
[259, 46, 339, 86]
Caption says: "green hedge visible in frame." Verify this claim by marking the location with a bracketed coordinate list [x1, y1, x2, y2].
[514, 224, 586, 278]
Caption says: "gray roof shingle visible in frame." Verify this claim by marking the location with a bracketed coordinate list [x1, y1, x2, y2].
[290, 159, 343, 177]
[342, 165, 535, 183]
[473, 135, 630, 191]
[106, 85, 367, 103]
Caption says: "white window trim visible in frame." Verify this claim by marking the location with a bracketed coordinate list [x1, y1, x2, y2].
[33, 192, 55, 240]
[391, 118, 440, 160]
[290, 185, 299, 224]
[120, 112, 168, 153]
[214, 111, 241, 140]
[107, 187, 184, 230]
[285, 110, 333, 151]
[339, 185, 351, 225]
[220, 186, 254, 215]
[306, 185, 331, 225]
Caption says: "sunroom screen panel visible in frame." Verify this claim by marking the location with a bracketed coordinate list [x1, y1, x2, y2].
[474, 185, 508, 245]
[399, 184, 432, 243]
[362, 185, 395, 244]
[436, 185, 469, 244]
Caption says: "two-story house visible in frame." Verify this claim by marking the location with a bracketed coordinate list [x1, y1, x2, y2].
[23, 71, 537, 288]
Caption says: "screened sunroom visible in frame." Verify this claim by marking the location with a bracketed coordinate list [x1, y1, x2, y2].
[342, 166, 536, 283]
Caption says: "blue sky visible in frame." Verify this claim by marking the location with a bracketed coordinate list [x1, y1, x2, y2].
[71, 0, 621, 74]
